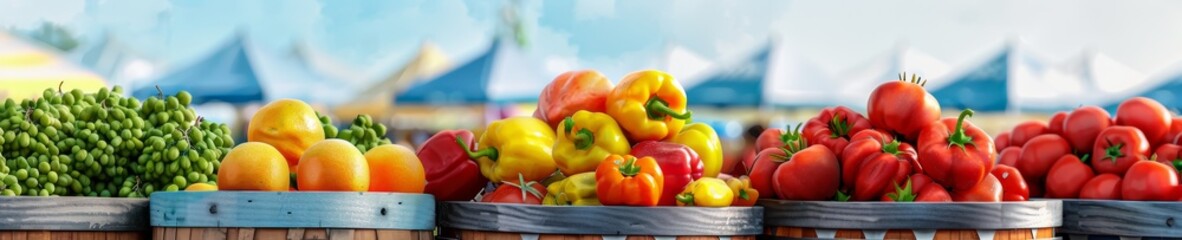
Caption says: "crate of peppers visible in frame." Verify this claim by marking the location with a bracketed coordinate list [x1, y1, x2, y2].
[996, 97, 1182, 239]
[756, 74, 1061, 240]
[426, 70, 763, 239]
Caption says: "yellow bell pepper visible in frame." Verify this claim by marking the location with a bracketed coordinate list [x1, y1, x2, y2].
[606, 70, 692, 141]
[675, 177, 734, 207]
[725, 175, 759, 206]
[670, 123, 724, 177]
[553, 111, 632, 175]
[542, 172, 601, 206]
[466, 117, 558, 182]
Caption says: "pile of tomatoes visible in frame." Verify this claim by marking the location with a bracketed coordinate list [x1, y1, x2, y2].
[746, 74, 1019, 202]
[998, 97, 1182, 201]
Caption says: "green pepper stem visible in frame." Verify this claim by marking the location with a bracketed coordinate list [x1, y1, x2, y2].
[738, 189, 750, 200]
[946, 109, 975, 150]
[456, 136, 498, 161]
[645, 97, 692, 120]
[676, 192, 695, 205]
[573, 129, 595, 150]
[619, 157, 641, 177]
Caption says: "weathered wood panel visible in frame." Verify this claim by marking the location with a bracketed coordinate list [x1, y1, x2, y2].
[762, 227, 1055, 240]
[155, 228, 428, 240]
[1061, 199, 1182, 238]
[0, 196, 149, 231]
[150, 192, 434, 230]
[760, 200, 1062, 230]
[438, 202, 763, 236]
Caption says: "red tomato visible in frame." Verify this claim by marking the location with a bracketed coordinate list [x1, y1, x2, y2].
[748, 148, 789, 199]
[481, 179, 547, 204]
[755, 127, 794, 151]
[1016, 134, 1072, 181]
[991, 165, 1029, 201]
[803, 106, 871, 156]
[1080, 174, 1122, 200]
[995, 131, 1012, 152]
[1154, 144, 1182, 173]
[1092, 126, 1150, 175]
[997, 147, 1021, 167]
[880, 174, 952, 202]
[867, 75, 941, 142]
[1064, 106, 1114, 153]
[882, 174, 935, 201]
[772, 144, 840, 200]
[1122, 160, 1180, 201]
[1115, 97, 1172, 148]
[952, 174, 1003, 202]
[840, 129, 894, 191]
[852, 141, 917, 201]
[1049, 111, 1068, 135]
[917, 110, 995, 191]
[1044, 155, 1095, 199]
[1009, 121, 1049, 149]
[1164, 117, 1182, 145]
[916, 184, 954, 202]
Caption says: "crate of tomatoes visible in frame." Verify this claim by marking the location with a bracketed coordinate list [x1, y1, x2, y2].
[999, 97, 1182, 239]
[430, 70, 763, 239]
[756, 74, 1061, 240]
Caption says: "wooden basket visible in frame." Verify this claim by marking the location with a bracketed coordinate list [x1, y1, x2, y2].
[437, 201, 763, 239]
[0, 196, 150, 240]
[1061, 199, 1182, 239]
[760, 200, 1063, 240]
[150, 192, 435, 240]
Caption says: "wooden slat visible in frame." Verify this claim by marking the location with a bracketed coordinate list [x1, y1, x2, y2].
[374, 230, 395, 240]
[1060, 199, 1182, 237]
[0, 197, 150, 231]
[154, 227, 164, 240]
[352, 229, 375, 240]
[760, 199, 1062, 230]
[205, 228, 227, 240]
[254, 229, 286, 240]
[151, 192, 434, 230]
[303, 229, 327, 240]
[285, 229, 304, 240]
[235, 228, 253, 240]
[224, 228, 238, 240]
[190, 228, 205, 240]
[439, 202, 763, 236]
[176, 228, 192, 240]
[326, 229, 353, 240]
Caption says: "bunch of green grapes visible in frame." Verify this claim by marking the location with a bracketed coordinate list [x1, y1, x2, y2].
[317, 111, 338, 138]
[333, 115, 391, 153]
[131, 90, 233, 197]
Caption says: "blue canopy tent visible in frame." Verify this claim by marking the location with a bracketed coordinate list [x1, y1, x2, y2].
[395, 39, 548, 105]
[1101, 71, 1182, 113]
[132, 36, 264, 104]
[683, 45, 770, 107]
[930, 49, 1010, 112]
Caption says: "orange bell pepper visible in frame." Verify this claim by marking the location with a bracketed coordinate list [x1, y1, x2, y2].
[533, 70, 614, 128]
[724, 175, 760, 206]
[606, 70, 692, 141]
[596, 154, 665, 206]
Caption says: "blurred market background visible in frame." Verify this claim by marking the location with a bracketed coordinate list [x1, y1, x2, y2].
[3, 0, 1182, 170]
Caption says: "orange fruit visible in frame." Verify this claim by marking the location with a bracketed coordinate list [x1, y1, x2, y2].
[297, 139, 370, 191]
[185, 182, 218, 191]
[365, 144, 426, 193]
[248, 99, 325, 167]
[217, 142, 290, 191]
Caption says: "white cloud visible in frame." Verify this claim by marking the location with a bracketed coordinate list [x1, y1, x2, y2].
[574, 0, 615, 21]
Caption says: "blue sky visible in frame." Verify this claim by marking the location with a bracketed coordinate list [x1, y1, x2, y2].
[4, 0, 1182, 79]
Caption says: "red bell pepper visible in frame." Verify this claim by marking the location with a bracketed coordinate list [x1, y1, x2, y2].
[631, 141, 703, 205]
[802, 106, 871, 156]
[416, 130, 488, 201]
[533, 70, 614, 128]
[917, 109, 996, 191]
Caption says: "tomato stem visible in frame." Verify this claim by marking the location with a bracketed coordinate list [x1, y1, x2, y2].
[828, 115, 851, 139]
[573, 129, 595, 151]
[502, 173, 543, 201]
[1173, 160, 1182, 173]
[946, 109, 976, 150]
[456, 136, 498, 161]
[882, 140, 902, 155]
[645, 97, 692, 120]
[1103, 139, 1125, 163]
[780, 124, 804, 147]
[886, 180, 916, 202]
[1079, 154, 1090, 164]
[835, 191, 850, 202]
[618, 156, 642, 177]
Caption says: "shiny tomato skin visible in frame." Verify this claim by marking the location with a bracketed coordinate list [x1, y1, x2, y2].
[748, 148, 788, 199]
[916, 184, 954, 202]
[1121, 160, 1180, 201]
[852, 142, 917, 201]
[995, 131, 1012, 152]
[1016, 134, 1072, 181]
[1010, 121, 1050, 149]
[1154, 144, 1182, 173]
[1115, 97, 1172, 148]
[1044, 155, 1096, 199]
[867, 80, 941, 143]
[1064, 106, 1114, 153]
[991, 165, 1029, 201]
[481, 180, 547, 204]
[1080, 174, 1122, 200]
[1165, 117, 1182, 145]
[755, 128, 788, 151]
[803, 106, 871, 156]
[1092, 126, 1150, 175]
[840, 129, 894, 191]
[917, 113, 996, 191]
[1049, 111, 1068, 135]
[997, 147, 1021, 167]
[951, 174, 1003, 202]
[772, 145, 840, 200]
